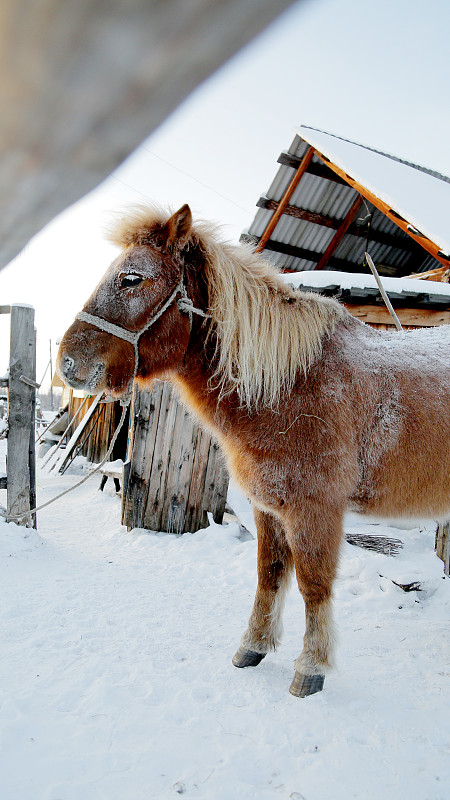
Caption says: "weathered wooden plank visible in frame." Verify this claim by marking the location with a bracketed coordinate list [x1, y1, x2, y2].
[159, 402, 196, 533]
[122, 384, 156, 530]
[28, 328, 37, 528]
[344, 304, 450, 327]
[179, 425, 204, 533]
[0, 0, 296, 271]
[150, 385, 179, 531]
[0, 305, 11, 314]
[171, 411, 202, 531]
[185, 428, 213, 532]
[6, 305, 35, 525]
[122, 381, 165, 529]
[141, 383, 174, 531]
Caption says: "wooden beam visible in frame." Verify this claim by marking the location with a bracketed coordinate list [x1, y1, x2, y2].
[257, 197, 423, 254]
[0, 305, 11, 314]
[250, 237, 321, 264]
[344, 304, 450, 327]
[277, 152, 347, 184]
[0, 0, 297, 271]
[315, 195, 364, 270]
[405, 265, 450, 282]
[257, 197, 337, 229]
[255, 147, 314, 253]
[312, 149, 450, 267]
[246, 235, 401, 275]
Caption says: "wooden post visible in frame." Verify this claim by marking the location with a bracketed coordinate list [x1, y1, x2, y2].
[436, 522, 449, 575]
[7, 304, 36, 526]
[28, 325, 37, 528]
[122, 381, 229, 533]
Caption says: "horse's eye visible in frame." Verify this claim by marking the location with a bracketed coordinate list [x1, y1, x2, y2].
[121, 274, 143, 288]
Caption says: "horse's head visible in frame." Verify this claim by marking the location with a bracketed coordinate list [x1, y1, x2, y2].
[57, 205, 196, 398]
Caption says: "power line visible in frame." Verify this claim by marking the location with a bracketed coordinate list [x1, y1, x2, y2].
[116, 146, 252, 216]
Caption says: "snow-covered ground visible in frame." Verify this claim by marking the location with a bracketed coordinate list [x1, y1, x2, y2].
[0, 440, 449, 800]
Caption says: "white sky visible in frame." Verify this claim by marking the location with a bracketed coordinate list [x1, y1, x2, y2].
[1, 0, 450, 387]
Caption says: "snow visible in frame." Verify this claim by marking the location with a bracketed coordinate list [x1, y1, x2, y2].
[283, 269, 450, 299]
[297, 126, 450, 258]
[1, 443, 449, 799]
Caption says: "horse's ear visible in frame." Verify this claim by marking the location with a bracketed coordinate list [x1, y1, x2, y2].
[162, 204, 192, 251]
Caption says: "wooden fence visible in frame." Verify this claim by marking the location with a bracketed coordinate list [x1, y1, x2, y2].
[0, 304, 37, 527]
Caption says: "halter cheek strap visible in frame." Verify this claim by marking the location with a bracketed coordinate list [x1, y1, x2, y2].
[75, 275, 209, 402]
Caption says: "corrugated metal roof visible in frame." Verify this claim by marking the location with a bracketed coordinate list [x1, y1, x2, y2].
[244, 129, 449, 279]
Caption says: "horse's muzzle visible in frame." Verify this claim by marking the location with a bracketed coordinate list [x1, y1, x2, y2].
[58, 354, 105, 393]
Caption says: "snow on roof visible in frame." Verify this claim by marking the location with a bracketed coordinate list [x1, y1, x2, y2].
[297, 126, 450, 257]
[283, 268, 450, 299]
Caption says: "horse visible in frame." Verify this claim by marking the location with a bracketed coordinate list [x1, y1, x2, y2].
[57, 204, 450, 697]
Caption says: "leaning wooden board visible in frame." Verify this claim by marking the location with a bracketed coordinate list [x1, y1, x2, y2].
[49, 394, 103, 474]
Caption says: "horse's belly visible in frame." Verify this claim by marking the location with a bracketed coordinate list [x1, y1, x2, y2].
[350, 447, 450, 520]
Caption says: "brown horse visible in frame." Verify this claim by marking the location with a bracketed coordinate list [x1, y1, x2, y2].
[57, 204, 450, 697]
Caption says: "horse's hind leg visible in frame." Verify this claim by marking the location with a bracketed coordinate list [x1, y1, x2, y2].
[285, 504, 342, 697]
[233, 508, 293, 668]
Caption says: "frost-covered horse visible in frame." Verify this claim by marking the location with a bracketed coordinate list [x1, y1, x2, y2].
[57, 205, 450, 696]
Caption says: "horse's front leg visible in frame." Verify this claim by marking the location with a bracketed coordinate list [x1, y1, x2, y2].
[284, 503, 343, 697]
[233, 508, 293, 668]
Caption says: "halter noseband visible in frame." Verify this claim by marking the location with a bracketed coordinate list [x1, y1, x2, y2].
[75, 274, 208, 403]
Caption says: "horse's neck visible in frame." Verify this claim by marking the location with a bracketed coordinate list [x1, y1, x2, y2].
[172, 332, 234, 438]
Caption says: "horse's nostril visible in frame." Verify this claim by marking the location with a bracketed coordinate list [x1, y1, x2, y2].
[63, 355, 75, 378]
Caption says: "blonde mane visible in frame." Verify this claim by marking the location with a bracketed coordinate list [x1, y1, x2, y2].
[108, 205, 347, 409]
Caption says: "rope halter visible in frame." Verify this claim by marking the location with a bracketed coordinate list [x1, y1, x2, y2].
[75, 273, 209, 403]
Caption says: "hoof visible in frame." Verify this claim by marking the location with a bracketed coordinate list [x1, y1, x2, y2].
[289, 671, 325, 697]
[232, 646, 266, 668]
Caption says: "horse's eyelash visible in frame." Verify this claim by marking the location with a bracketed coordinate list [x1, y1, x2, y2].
[121, 274, 143, 288]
